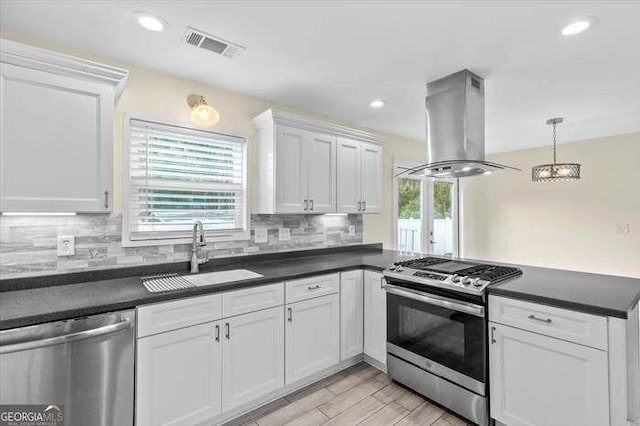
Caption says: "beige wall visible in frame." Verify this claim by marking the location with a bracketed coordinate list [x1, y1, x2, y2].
[1, 32, 424, 247]
[463, 132, 640, 278]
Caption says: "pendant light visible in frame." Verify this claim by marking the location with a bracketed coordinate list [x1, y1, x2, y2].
[187, 95, 220, 126]
[531, 118, 581, 182]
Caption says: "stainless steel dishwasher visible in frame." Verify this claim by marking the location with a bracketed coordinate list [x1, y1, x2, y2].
[0, 310, 135, 425]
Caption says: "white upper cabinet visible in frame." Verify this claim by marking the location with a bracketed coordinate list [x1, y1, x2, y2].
[337, 138, 382, 213]
[360, 142, 382, 213]
[0, 40, 127, 213]
[253, 109, 383, 214]
[275, 125, 308, 213]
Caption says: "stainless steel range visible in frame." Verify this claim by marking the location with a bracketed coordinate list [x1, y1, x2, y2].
[382, 257, 522, 426]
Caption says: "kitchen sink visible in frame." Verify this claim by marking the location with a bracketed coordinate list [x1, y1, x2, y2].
[184, 269, 264, 287]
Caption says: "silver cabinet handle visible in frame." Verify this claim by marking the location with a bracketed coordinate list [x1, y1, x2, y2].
[0, 317, 133, 354]
[357, 201, 362, 211]
[380, 277, 385, 289]
[304, 199, 308, 211]
[528, 314, 552, 324]
[104, 190, 109, 209]
[308, 284, 321, 290]
[225, 322, 230, 339]
[215, 324, 220, 342]
[383, 283, 485, 317]
[491, 326, 496, 344]
[287, 307, 292, 322]
[362, 201, 366, 211]
[310, 199, 314, 211]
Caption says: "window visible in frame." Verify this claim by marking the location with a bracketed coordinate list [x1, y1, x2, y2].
[122, 117, 248, 246]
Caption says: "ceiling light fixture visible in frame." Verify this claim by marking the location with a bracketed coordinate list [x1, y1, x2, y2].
[561, 17, 597, 36]
[133, 12, 166, 32]
[187, 95, 220, 126]
[531, 118, 581, 182]
[370, 99, 385, 108]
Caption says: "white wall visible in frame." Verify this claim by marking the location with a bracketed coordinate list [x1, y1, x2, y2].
[463, 131, 640, 278]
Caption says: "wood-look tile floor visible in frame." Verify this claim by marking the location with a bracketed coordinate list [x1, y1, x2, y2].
[222, 362, 475, 426]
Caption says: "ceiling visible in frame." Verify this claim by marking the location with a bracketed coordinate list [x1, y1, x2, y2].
[1, 1, 639, 153]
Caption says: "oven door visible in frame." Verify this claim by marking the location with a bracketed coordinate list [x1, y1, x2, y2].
[385, 282, 486, 395]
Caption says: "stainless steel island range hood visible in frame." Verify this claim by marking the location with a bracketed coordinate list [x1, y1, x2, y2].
[398, 69, 518, 178]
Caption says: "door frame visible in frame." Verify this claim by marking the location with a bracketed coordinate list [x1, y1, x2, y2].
[392, 160, 460, 256]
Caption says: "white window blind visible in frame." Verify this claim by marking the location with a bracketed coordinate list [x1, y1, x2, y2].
[124, 118, 247, 243]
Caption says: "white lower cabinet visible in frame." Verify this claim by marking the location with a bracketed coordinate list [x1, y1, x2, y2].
[285, 294, 340, 384]
[340, 270, 364, 360]
[363, 270, 387, 366]
[222, 307, 285, 411]
[136, 321, 222, 426]
[489, 322, 610, 426]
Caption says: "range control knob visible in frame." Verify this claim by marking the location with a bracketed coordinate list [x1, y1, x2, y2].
[396, 266, 404, 272]
[473, 279, 484, 287]
[388, 265, 397, 271]
[461, 276, 472, 285]
[451, 274, 461, 283]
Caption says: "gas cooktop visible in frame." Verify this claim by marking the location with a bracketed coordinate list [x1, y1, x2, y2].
[383, 256, 522, 296]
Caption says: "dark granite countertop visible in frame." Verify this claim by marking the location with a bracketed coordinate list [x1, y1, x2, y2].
[488, 264, 640, 319]
[1, 245, 639, 330]
[0, 245, 408, 330]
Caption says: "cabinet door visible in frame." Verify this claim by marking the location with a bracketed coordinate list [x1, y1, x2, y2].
[490, 322, 609, 426]
[340, 270, 364, 360]
[285, 294, 340, 384]
[222, 307, 284, 411]
[275, 125, 308, 212]
[307, 132, 336, 213]
[336, 137, 362, 213]
[360, 142, 382, 213]
[0, 63, 113, 212]
[364, 270, 387, 366]
[136, 321, 222, 426]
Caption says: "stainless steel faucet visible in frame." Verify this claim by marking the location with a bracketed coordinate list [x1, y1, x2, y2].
[190, 221, 208, 273]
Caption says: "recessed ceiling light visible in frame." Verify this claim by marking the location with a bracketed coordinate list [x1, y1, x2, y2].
[561, 17, 597, 36]
[370, 99, 385, 108]
[133, 12, 166, 32]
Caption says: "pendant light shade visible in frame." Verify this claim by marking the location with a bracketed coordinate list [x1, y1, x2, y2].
[531, 118, 581, 182]
[187, 95, 220, 126]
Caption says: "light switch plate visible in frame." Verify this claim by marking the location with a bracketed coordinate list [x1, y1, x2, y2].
[57, 235, 75, 256]
[254, 227, 268, 243]
[279, 228, 291, 242]
[348, 225, 356, 237]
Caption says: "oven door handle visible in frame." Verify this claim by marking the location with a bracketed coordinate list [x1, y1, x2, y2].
[383, 283, 485, 317]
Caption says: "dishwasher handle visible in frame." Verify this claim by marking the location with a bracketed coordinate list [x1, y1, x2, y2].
[0, 317, 134, 354]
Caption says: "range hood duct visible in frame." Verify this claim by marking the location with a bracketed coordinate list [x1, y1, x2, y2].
[398, 69, 518, 178]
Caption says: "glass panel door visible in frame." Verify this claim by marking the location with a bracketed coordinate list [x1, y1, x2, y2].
[396, 177, 424, 254]
[427, 179, 458, 256]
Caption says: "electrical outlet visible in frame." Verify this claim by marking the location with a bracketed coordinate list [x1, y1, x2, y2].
[349, 225, 356, 237]
[616, 224, 630, 234]
[278, 228, 290, 242]
[57, 235, 75, 256]
[254, 227, 268, 243]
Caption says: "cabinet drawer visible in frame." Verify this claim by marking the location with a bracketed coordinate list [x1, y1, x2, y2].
[489, 295, 607, 350]
[222, 283, 284, 317]
[286, 273, 339, 304]
[137, 294, 222, 338]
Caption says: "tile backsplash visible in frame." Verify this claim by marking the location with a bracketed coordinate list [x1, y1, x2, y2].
[0, 213, 362, 279]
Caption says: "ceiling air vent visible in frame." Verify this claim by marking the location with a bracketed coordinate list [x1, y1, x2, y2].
[182, 27, 246, 59]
